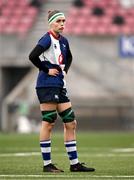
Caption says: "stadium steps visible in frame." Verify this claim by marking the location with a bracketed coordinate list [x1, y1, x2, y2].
[69, 35, 134, 97]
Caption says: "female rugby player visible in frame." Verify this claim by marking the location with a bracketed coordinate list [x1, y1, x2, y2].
[29, 10, 95, 173]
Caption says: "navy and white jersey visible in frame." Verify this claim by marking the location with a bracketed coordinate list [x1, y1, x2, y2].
[36, 31, 72, 88]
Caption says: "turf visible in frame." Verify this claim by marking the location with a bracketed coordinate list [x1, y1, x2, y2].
[0, 132, 134, 180]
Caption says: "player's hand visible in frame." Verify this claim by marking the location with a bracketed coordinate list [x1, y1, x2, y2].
[48, 69, 59, 76]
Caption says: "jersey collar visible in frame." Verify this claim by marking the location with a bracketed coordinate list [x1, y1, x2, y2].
[49, 31, 60, 40]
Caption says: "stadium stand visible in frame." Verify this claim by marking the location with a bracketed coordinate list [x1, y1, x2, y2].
[65, 0, 134, 35]
[0, 0, 39, 37]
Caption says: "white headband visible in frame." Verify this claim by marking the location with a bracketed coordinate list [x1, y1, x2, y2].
[48, 12, 65, 24]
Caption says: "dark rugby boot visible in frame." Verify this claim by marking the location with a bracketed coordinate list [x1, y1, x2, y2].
[43, 163, 64, 173]
[70, 162, 95, 172]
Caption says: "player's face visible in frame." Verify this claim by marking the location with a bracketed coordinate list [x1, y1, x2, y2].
[50, 17, 66, 34]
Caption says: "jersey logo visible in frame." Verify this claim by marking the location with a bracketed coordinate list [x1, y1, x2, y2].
[54, 94, 59, 99]
[58, 54, 63, 64]
[62, 44, 66, 48]
[54, 44, 57, 49]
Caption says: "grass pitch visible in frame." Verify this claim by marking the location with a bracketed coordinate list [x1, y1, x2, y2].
[0, 132, 134, 180]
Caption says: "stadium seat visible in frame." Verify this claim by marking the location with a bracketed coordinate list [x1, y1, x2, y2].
[6, 0, 17, 8]
[84, 25, 96, 35]
[4, 24, 17, 34]
[26, 7, 38, 16]
[80, 7, 92, 16]
[83, 0, 94, 7]
[0, 0, 3, 8]
[10, 17, 20, 26]
[0, 16, 8, 26]
[108, 24, 121, 35]
[13, 8, 25, 17]
[72, 26, 83, 35]
[1, 7, 12, 16]
[18, 0, 28, 7]
[73, 0, 84, 7]
[125, 15, 134, 26]
[17, 24, 30, 37]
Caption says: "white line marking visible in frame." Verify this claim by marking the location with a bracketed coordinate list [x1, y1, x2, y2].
[0, 152, 40, 157]
[112, 148, 134, 153]
[0, 152, 134, 157]
[0, 175, 134, 178]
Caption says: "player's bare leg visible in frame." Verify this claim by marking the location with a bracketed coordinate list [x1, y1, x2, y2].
[40, 103, 64, 172]
[58, 102, 95, 172]
[57, 102, 76, 141]
[40, 103, 56, 141]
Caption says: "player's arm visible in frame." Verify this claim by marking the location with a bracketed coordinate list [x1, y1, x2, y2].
[64, 46, 72, 74]
[29, 33, 50, 73]
[29, 45, 49, 73]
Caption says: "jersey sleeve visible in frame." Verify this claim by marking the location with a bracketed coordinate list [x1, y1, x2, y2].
[29, 45, 49, 73]
[37, 33, 51, 50]
[64, 39, 73, 73]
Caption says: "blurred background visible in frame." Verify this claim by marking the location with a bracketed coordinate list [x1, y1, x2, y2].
[0, 0, 134, 133]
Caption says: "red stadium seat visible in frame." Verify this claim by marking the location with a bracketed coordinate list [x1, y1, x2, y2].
[13, 8, 25, 17]
[26, 7, 38, 16]
[18, 0, 28, 7]
[69, 7, 81, 16]
[125, 15, 134, 26]
[96, 24, 109, 35]
[84, 25, 96, 35]
[2, 7, 12, 17]
[6, 0, 17, 8]
[4, 24, 17, 34]
[83, 0, 94, 8]
[80, 7, 92, 16]
[0, 1, 3, 8]
[0, 16, 8, 26]
[120, 24, 133, 35]
[10, 16, 20, 26]
[101, 16, 111, 25]
[72, 26, 83, 35]
[17, 24, 30, 37]
[0, 17, 8, 33]
[108, 24, 121, 35]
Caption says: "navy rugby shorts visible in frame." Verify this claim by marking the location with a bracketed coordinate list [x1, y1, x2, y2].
[36, 87, 70, 104]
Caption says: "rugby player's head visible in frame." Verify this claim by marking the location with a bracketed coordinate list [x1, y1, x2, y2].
[48, 10, 66, 34]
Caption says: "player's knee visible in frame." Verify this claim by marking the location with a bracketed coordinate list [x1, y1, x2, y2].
[64, 120, 77, 130]
[73, 120, 77, 129]
[42, 121, 55, 132]
[41, 110, 57, 123]
[58, 107, 75, 123]
[46, 122, 55, 131]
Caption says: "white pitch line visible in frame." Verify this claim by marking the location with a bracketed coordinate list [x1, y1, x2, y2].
[0, 152, 40, 157]
[0, 152, 134, 157]
[112, 148, 134, 153]
[0, 175, 134, 178]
